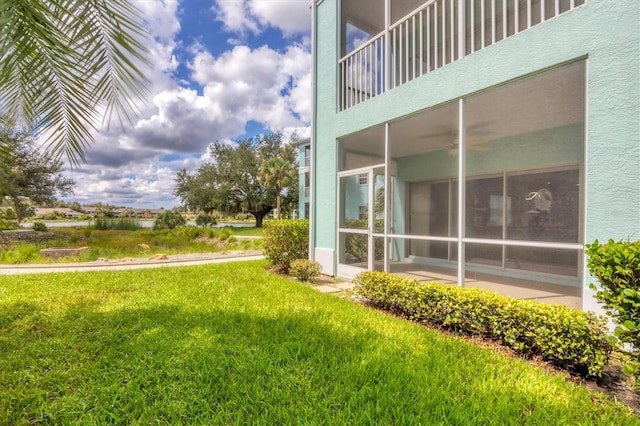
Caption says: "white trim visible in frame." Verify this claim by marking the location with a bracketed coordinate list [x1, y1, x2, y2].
[457, 98, 465, 287]
[309, 0, 317, 261]
[337, 163, 385, 177]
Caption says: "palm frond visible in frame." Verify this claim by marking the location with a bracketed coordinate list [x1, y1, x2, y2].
[0, 0, 151, 166]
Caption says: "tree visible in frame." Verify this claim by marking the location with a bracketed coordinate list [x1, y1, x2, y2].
[0, 0, 151, 166]
[0, 130, 75, 223]
[259, 157, 296, 219]
[174, 133, 298, 227]
[153, 209, 186, 230]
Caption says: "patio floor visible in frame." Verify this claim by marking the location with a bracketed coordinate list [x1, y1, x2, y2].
[387, 263, 582, 309]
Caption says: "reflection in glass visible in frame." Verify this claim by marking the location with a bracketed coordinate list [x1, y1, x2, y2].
[340, 174, 368, 229]
[507, 169, 580, 243]
[340, 233, 369, 266]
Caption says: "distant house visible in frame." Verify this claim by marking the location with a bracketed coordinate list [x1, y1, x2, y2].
[83, 207, 98, 217]
[308, 0, 639, 312]
[33, 208, 84, 219]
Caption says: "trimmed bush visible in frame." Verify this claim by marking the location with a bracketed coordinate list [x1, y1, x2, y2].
[586, 239, 640, 384]
[263, 219, 308, 273]
[290, 259, 321, 282]
[354, 270, 612, 377]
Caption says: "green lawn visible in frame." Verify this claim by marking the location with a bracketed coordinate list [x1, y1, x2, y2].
[0, 261, 636, 424]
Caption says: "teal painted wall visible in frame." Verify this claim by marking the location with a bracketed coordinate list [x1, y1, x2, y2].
[314, 1, 640, 289]
[313, 1, 340, 252]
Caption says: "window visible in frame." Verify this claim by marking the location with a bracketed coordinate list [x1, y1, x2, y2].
[359, 173, 368, 185]
[359, 205, 367, 220]
[304, 145, 310, 167]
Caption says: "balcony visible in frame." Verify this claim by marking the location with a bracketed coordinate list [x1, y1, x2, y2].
[339, 0, 585, 111]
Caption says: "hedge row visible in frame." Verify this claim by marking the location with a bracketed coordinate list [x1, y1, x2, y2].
[353, 270, 612, 377]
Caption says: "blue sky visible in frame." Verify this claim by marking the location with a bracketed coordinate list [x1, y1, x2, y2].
[62, 0, 312, 209]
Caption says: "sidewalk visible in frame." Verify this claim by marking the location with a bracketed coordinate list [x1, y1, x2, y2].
[0, 251, 264, 275]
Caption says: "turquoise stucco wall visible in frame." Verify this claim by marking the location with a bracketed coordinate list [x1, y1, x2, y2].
[313, 1, 340, 254]
[314, 1, 640, 282]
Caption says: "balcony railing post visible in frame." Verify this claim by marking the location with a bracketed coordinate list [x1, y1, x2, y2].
[384, 0, 390, 92]
[457, 0, 465, 59]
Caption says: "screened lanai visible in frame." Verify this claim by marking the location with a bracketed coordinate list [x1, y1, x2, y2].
[336, 60, 585, 307]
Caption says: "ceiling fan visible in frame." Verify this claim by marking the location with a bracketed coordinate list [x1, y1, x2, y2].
[418, 124, 491, 155]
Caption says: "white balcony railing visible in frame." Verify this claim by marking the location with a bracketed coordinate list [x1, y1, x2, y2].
[339, 32, 386, 110]
[339, 0, 585, 111]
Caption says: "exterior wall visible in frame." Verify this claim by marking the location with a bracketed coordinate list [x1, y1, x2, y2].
[313, 0, 640, 309]
[313, 1, 341, 271]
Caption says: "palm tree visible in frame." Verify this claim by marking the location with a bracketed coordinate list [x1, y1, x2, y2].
[259, 157, 296, 220]
[0, 0, 151, 166]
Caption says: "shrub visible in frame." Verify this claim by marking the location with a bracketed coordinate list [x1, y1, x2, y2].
[195, 213, 217, 227]
[353, 270, 612, 377]
[263, 219, 309, 273]
[290, 259, 322, 282]
[153, 210, 186, 230]
[172, 225, 203, 241]
[32, 221, 47, 232]
[217, 227, 232, 241]
[586, 239, 640, 384]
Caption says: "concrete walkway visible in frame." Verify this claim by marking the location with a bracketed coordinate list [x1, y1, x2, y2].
[0, 251, 264, 275]
[312, 281, 356, 294]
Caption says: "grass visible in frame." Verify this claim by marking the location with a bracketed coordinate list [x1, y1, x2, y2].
[0, 261, 637, 424]
[0, 226, 263, 264]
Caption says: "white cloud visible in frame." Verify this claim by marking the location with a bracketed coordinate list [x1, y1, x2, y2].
[132, 87, 246, 152]
[249, 0, 311, 36]
[213, 0, 311, 37]
[213, 0, 260, 35]
[189, 44, 311, 133]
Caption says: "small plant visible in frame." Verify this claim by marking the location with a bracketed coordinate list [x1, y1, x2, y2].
[83, 227, 92, 238]
[32, 221, 47, 232]
[153, 210, 186, 230]
[263, 219, 309, 273]
[218, 228, 232, 241]
[289, 259, 321, 282]
[586, 239, 640, 386]
[172, 226, 203, 241]
[69, 233, 78, 244]
[195, 213, 217, 227]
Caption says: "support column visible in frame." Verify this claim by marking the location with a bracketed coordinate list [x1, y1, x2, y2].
[457, 98, 465, 287]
